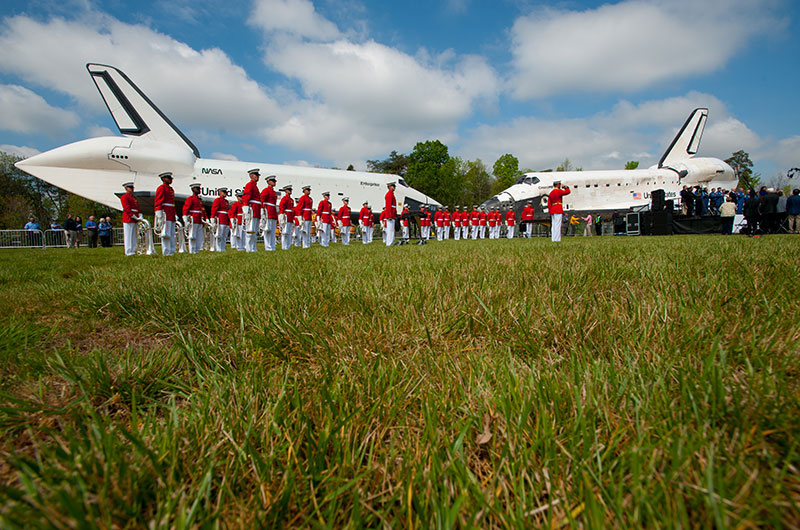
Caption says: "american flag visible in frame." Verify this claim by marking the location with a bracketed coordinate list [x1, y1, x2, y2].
[632, 191, 642, 200]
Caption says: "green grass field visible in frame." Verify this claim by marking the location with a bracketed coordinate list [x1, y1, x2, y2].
[0, 236, 798, 528]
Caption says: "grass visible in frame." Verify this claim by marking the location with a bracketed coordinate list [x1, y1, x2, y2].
[0, 235, 798, 528]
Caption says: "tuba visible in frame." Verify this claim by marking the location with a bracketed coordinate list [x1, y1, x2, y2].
[175, 220, 187, 253]
[136, 218, 156, 255]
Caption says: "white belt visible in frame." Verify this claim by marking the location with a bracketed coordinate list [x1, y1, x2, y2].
[303, 208, 311, 211]
[265, 202, 276, 206]
[162, 203, 174, 207]
[217, 211, 229, 216]
[249, 200, 261, 204]
[190, 210, 202, 213]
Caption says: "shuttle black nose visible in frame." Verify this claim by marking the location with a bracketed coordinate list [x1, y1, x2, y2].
[480, 197, 501, 211]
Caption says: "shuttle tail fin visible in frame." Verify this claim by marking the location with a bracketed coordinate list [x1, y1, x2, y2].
[86, 63, 200, 158]
[658, 108, 707, 169]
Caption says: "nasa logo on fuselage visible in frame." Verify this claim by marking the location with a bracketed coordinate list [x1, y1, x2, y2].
[201, 168, 223, 175]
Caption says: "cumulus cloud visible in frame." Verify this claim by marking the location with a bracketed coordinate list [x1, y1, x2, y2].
[509, 0, 782, 99]
[250, 0, 340, 40]
[0, 85, 79, 134]
[86, 125, 115, 138]
[0, 14, 285, 135]
[0, 144, 41, 158]
[210, 152, 240, 161]
[459, 92, 758, 171]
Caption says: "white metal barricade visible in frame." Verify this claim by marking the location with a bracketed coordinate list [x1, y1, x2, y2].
[44, 229, 68, 248]
[0, 230, 45, 249]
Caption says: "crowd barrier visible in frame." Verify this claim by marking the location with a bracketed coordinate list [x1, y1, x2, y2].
[0, 229, 45, 249]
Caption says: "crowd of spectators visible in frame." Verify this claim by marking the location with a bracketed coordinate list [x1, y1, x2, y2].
[21, 214, 114, 247]
[681, 185, 799, 235]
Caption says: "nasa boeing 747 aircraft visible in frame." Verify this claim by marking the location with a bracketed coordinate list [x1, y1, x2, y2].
[481, 108, 737, 219]
[15, 64, 440, 218]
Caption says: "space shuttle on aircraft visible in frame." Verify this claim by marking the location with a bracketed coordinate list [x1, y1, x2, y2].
[481, 108, 737, 219]
[15, 64, 440, 218]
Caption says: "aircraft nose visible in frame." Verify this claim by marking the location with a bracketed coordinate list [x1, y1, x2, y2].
[480, 197, 500, 210]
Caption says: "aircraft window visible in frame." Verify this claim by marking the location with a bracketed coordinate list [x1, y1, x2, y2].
[605, 184, 610, 187]
[530, 176, 540, 184]
[585, 185, 590, 188]
[515, 176, 525, 184]
[617, 183, 621, 186]
[398, 178, 410, 188]
[594, 184, 598, 187]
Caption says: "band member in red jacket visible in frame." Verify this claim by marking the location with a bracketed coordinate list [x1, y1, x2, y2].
[488, 206, 498, 239]
[228, 192, 244, 250]
[379, 207, 387, 244]
[359, 201, 373, 244]
[317, 191, 333, 247]
[242, 168, 261, 252]
[120, 181, 142, 256]
[521, 201, 535, 238]
[210, 187, 230, 252]
[452, 206, 461, 241]
[153, 172, 176, 255]
[260, 175, 278, 251]
[296, 185, 313, 248]
[419, 205, 432, 241]
[183, 182, 207, 254]
[278, 185, 295, 250]
[443, 206, 451, 240]
[548, 181, 571, 242]
[434, 207, 444, 241]
[338, 197, 352, 245]
[384, 182, 397, 246]
[505, 207, 516, 239]
[478, 206, 487, 239]
[461, 207, 469, 240]
[399, 204, 411, 243]
[469, 206, 479, 240]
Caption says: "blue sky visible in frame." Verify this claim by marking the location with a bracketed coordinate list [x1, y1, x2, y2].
[0, 0, 797, 183]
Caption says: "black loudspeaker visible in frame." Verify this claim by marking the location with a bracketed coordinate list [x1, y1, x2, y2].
[651, 189, 665, 211]
[651, 211, 673, 235]
[665, 199, 674, 212]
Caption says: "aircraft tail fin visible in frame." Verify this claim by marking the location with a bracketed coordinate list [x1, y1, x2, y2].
[86, 63, 200, 158]
[658, 108, 707, 169]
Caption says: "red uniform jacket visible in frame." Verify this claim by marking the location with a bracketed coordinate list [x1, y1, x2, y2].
[359, 207, 371, 226]
[211, 197, 230, 225]
[338, 206, 351, 226]
[318, 199, 333, 224]
[229, 201, 242, 224]
[183, 194, 207, 223]
[421, 211, 432, 227]
[453, 213, 461, 227]
[120, 193, 140, 224]
[401, 209, 410, 227]
[154, 183, 176, 222]
[242, 180, 262, 218]
[488, 212, 497, 227]
[471, 210, 479, 226]
[296, 194, 313, 221]
[279, 195, 295, 223]
[479, 211, 487, 226]
[434, 211, 443, 227]
[506, 210, 516, 225]
[521, 206, 534, 221]
[260, 186, 278, 220]
[548, 187, 571, 214]
[384, 190, 397, 219]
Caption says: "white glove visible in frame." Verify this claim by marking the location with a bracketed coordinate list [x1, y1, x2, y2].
[338, 220, 343, 230]
[242, 205, 253, 229]
[359, 221, 364, 229]
[259, 216, 267, 232]
[209, 217, 218, 231]
[183, 214, 192, 226]
[154, 210, 165, 233]
[133, 215, 144, 222]
[230, 218, 238, 229]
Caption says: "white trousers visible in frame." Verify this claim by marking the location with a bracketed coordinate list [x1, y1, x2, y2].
[471, 225, 478, 239]
[281, 227, 292, 249]
[123, 222, 138, 256]
[235, 226, 246, 250]
[454, 226, 460, 240]
[385, 219, 395, 246]
[462, 225, 469, 239]
[525, 222, 533, 238]
[215, 224, 229, 252]
[320, 222, 331, 247]
[160, 221, 175, 255]
[245, 217, 259, 252]
[436, 226, 443, 241]
[507, 225, 514, 239]
[263, 219, 277, 251]
[551, 214, 563, 242]
[189, 223, 204, 254]
[444, 226, 450, 240]
[301, 221, 311, 248]
[401, 225, 409, 241]
[421, 225, 430, 240]
[341, 226, 350, 245]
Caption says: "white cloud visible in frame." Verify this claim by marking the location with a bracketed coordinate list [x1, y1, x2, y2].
[509, 0, 781, 99]
[459, 92, 757, 171]
[0, 84, 79, 134]
[250, 0, 340, 40]
[87, 125, 115, 138]
[0, 144, 41, 158]
[0, 14, 285, 135]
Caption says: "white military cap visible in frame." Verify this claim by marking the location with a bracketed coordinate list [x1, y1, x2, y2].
[158, 172, 173, 179]
[342, 197, 349, 201]
[122, 181, 134, 188]
[266, 175, 277, 182]
[189, 182, 201, 189]
[248, 168, 260, 175]
[302, 185, 311, 191]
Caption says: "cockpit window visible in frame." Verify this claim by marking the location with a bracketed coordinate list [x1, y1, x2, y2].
[397, 178, 410, 188]
[514, 176, 540, 185]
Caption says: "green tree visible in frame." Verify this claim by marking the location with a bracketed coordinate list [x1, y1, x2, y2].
[625, 160, 639, 170]
[346, 164, 355, 171]
[492, 154, 521, 194]
[725, 150, 760, 190]
[367, 150, 409, 176]
[464, 159, 492, 206]
[406, 140, 459, 205]
[555, 158, 582, 172]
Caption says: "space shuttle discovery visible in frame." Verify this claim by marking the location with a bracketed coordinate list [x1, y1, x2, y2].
[481, 108, 737, 219]
[15, 64, 440, 218]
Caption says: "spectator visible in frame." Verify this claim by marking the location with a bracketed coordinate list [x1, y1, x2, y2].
[719, 197, 736, 234]
[24, 217, 41, 246]
[49, 220, 61, 230]
[736, 188, 746, 214]
[680, 185, 695, 216]
[86, 215, 98, 248]
[759, 186, 767, 197]
[709, 188, 723, 215]
[24, 217, 41, 231]
[99, 217, 112, 247]
[74, 216, 84, 247]
[594, 214, 603, 236]
[743, 190, 761, 236]
[694, 187, 704, 217]
[64, 214, 77, 248]
[776, 190, 787, 233]
[786, 189, 800, 234]
[582, 213, 593, 236]
[759, 188, 779, 233]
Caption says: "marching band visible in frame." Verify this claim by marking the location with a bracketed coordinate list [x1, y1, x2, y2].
[120, 169, 529, 255]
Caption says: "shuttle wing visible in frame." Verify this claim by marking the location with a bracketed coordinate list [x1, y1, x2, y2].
[86, 63, 200, 158]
